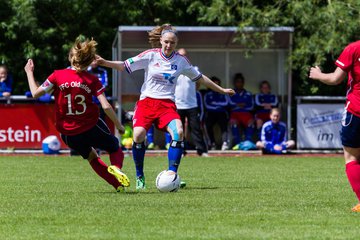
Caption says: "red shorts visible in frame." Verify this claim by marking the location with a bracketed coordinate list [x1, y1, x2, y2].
[255, 112, 270, 122]
[133, 97, 180, 131]
[230, 112, 254, 127]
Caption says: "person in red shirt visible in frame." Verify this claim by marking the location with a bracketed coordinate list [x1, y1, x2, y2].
[24, 38, 130, 192]
[310, 40, 360, 212]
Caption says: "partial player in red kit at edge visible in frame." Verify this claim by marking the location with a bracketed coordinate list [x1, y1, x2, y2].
[310, 40, 360, 212]
[24, 38, 130, 192]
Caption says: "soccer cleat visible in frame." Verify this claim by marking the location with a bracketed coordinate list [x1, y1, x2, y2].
[136, 176, 146, 190]
[107, 165, 130, 187]
[116, 185, 125, 193]
[232, 144, 240, 150]
[180, 181, 186, 188]
[147, 142, 155, 150]
[352, 203, 360, 212]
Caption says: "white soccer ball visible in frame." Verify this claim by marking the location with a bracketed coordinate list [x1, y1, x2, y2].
[155, 170, 181, 192]
[42, 135, 61, 154]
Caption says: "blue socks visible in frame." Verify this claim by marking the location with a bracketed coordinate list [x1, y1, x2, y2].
[165, 132, 172, 145]
[146, 125, 154, 144]
[168, 140, 184, 172]
[132, 141, 146, 177]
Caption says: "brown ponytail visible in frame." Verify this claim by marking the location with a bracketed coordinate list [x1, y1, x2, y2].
[68, 37, 97, 72]
[148, 24, 177, 48]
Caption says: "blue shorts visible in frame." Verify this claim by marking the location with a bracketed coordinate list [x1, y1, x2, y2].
[61, 119, 119, 159]
[340, 111, 360, 148]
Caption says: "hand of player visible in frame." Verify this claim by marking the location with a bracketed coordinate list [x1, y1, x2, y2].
[94, 55, 105, 66]
[24, 59, 34, 74]
[223, 88, 235, 96]
[309, 66, 322, 80]
[117, 125, 125, 135]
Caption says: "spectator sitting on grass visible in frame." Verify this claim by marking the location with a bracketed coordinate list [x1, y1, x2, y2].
[256, 108, 295, 154]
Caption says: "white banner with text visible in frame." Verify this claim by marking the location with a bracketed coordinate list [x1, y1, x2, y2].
[297, 104, 343, 149]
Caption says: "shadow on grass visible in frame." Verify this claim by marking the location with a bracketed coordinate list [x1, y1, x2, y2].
[92, 185, 253, 195]
[184, 186, 219, 190]
[92, 191, 165, 195]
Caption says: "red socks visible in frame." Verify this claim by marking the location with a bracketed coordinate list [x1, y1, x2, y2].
[346, 161, 360, 201]
[109, 147, 124, 169]
[89, 157, 120, 189]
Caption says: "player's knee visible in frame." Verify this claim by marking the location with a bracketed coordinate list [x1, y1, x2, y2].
[87, 148, 98, 162]
[168, 120, 183, 141]
[256, 141, 264, 149]
[133, 127, 146, 143]
[176, 128, 184, 140]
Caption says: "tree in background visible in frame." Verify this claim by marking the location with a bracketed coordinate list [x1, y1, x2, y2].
[0, 0, 197, 94]
[188, 0, 360, 96]
[1, 0, 359, 96]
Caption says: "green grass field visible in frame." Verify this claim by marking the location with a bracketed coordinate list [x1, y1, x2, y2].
[0, 154, 360, 239]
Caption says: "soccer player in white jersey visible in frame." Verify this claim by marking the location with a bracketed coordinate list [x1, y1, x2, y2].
[96, 24, 235, 190]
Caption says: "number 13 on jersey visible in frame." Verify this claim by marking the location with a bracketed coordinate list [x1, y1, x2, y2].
[65, 93, 87, 115]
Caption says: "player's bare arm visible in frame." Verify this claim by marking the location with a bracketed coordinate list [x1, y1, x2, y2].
[95, 55, 125, 72]
[309, 66, 347, 85]
[198, 74, 235, 96]
[24, 59, 46, 98]
[97, 93, 125, 134]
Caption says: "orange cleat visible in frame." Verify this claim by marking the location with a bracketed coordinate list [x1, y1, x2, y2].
[351, 204, 360, 212]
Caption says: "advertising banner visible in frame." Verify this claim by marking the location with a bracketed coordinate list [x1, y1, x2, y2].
[0, 104, 60, 149]
[297, 104, 343, 149]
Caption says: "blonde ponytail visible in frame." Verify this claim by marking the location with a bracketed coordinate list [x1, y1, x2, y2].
[148, 24, 177, 48]
[68, 37, 97, 72]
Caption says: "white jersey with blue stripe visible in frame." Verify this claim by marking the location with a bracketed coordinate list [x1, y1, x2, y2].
[124, 48, 202, 102]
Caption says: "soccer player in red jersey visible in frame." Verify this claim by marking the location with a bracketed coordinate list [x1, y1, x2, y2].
[310, 40, 360, 212]
[24, 38, 130, 192]
[96, 24, 235, 190]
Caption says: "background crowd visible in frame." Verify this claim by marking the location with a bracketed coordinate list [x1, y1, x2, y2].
[142, 50, 295, 155]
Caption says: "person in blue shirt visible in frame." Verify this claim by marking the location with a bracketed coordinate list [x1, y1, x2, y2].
[255, 80, 278, 137]
[204, 76, 230, 150]
[88, 61, 108, 99]
[87, 61, 108, 87]
[0, 65, 13, 98]
[88, 60, 109, 120]
[256, 108, 295, 154]
[229, 73, 255, 149]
